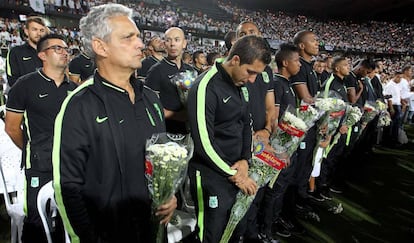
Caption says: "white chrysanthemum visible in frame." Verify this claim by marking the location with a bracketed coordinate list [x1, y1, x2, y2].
[283, 112, 307, 131]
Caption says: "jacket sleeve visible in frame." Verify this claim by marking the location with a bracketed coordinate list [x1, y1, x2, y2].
[53, 93, 98, 242]
[6, 47, 20, 87]
[188, 77, 237, 177]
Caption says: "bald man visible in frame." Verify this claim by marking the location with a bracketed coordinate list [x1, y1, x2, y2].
[146, 27, 195, 134]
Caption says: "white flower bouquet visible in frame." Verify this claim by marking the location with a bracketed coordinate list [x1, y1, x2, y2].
[297, 101, 325, 128]
[270, 105, 309, 158]
[375, 100, 391, 127]
[360, 101, 379, 126]
[312, 93, 347, 166]
[170, 70, 198, 106]
[326, 105, 363, 156]
[145, 133, 194, 243]
[219, 139, 286, 243]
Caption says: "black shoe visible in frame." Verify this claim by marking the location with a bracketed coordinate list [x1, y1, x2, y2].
[319, 187, 333, 200]
[279, 217, 306, 235]
[272, 220, 291, 238]
[329, 185, 344, 194]
[308, 190, 325, 202]
[257, 232, 279, 243]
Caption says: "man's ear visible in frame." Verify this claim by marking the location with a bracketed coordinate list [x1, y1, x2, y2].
[38, 52, 46, 61]
[298, 43, 305, 50]
[230, 55, 240, 66]
[282, 59, 289, 69]
[92, 37, 108, 57]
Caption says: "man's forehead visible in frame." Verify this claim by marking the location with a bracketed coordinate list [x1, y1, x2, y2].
[165, 29, 184, 38]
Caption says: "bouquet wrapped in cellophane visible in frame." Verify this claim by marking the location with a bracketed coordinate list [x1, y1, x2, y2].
[312, 92, 347, 166]
[360, 101, 379, 126]
[145, 133, 194, 243]
[327, 104, 363, 154]
[170, 70, 198, 106]
[376, 100, 391, 128]
[219, 138, 286, 243]
[270, 105, 310, 159]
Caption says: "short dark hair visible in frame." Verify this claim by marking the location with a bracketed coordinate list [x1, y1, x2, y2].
[275, 43, 299, 69]
[359, 58, 376, 70]
[224, 30, 236, 51]
[236, 21, 260, 37]
[332, 56, 347, 71]
[293, 30, 314, 46]
[227, 35, 272, 66]
[192, 50, 204, 64]
[206, 52, 220, 66]
[37, 34, 66, 53]
[25, 16, 46, 29]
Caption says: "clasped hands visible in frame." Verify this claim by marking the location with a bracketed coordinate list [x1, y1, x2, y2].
[229, 159, 257, 196]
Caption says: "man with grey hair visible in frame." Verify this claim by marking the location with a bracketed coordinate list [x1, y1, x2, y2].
[52, 3, 177, 242]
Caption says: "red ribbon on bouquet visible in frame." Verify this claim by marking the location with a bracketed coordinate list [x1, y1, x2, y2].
[255, 150, 286, 170]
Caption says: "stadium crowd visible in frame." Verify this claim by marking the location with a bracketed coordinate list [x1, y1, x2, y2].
[0, 1, 413, 243]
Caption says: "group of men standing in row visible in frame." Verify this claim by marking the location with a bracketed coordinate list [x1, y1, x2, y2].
[2, 3, 393, 243]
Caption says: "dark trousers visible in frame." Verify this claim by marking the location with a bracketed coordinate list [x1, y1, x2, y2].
[189, 164, 245, 243]
[390, 105, 402, 142]
[293, 126, 317, 198]
[23, 169, 56, 243]
[260, 153, 298, 233]
[318, 133, 347, 187]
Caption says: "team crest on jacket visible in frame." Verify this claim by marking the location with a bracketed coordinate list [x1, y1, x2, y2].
[262, 71, 270, 83]
[241, 87, 249, 102]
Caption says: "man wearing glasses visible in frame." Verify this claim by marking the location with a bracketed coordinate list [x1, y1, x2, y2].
[5, 33, 77, 242]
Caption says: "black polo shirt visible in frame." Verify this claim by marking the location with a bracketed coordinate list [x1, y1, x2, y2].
[290, 57, 319, 97]
[145, 58, 195, 134]
[6, 70, 77, 169]
[137, 56, 160, 78]
[246, 65, 273, 131]
[274, 73, 296, 119]
[6, 43, 42, 87]
[345, 71, 364, 107]
[193, 66, 203, 75]
[68, 52, 95, 81]
[323, 74, 348, 102]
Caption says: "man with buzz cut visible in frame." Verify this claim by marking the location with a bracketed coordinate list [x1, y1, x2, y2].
[5, 33, 77, 243]
[6, 16, 48, 87]
[187, 35, 272, 243]
[146, 27, 195, 134]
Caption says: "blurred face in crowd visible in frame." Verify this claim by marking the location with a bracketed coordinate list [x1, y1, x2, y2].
[376, 61, 384, 73]
[313, 61, 326, 74]
[300, 33, 319, 57]
[149, 36, 165, 53]
[195, 53, 207, 66]
[334, 59, 350, 78]
[358, 66, 373, 78]
[403, 67, 412, 79]
[368, 68, 378, 79]
[164, 27, 187, 59]
[25, 21, 47, 46]
[39, 38, 70, 70]
[286, 52, 301, 76]
[237, 22, 261, 38]
[229, 55, 266, 86]
[95, 16, 144, 71]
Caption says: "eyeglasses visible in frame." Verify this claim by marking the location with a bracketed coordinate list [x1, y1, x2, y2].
[42, 45, 72, 55]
